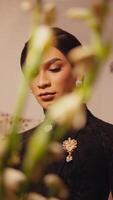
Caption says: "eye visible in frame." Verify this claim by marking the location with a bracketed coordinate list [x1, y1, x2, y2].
[49, 65, 61, 72]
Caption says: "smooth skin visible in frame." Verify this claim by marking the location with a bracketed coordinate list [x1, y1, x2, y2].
[30, 47, 76, 110]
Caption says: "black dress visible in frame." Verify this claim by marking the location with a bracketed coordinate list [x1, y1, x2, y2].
[20, 109, 113, 200]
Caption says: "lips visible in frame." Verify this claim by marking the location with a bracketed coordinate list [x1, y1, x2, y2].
[39, 92, 56, 101]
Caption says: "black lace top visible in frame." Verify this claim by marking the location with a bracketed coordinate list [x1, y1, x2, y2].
[20, 109, 113, 200]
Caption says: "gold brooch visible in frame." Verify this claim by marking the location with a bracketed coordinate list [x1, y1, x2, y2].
[62, 137, 77, 162]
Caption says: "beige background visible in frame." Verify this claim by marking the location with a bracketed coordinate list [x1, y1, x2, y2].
[0, 0, 113, 126]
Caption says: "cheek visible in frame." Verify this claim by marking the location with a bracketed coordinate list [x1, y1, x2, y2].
[30, 81, 38, 96]
[51, 68, 75, 91]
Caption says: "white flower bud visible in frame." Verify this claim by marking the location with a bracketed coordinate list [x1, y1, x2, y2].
[3, 168, 26, 192]
[49, 93, 86, 130]
[44, 174, 69, 199]
[32, 26, 53, 52]
[26, 192, 47, 200]
[72, 106, 86, 130]
[49, 93, 81, 125]
[20, 0, 33, 11]
[67, 8, 91, 20]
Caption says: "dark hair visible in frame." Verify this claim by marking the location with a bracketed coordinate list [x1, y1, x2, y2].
[20, 27, 81, 69]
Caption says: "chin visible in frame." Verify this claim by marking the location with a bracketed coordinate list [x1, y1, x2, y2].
[37, 96, 59, 110]
[40, 101, 54, 111]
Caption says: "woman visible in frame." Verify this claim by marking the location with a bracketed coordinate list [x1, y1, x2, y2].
[20, 27, 113, 200]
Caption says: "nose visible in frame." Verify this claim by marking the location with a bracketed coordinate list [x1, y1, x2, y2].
[37, 71, 51, 89]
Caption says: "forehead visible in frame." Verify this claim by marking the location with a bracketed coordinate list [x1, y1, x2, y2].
[43, 46, 67, 64]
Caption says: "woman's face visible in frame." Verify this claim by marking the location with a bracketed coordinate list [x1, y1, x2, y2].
[30, 47, 76, 110]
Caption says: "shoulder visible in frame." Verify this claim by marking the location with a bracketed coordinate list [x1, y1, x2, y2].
[87, 108, 113, 131]
[92, 112, 113, 134]
[87, 109, 113, 152]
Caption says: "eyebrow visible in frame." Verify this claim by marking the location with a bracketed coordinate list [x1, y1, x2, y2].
[43, 58, 62, 66]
